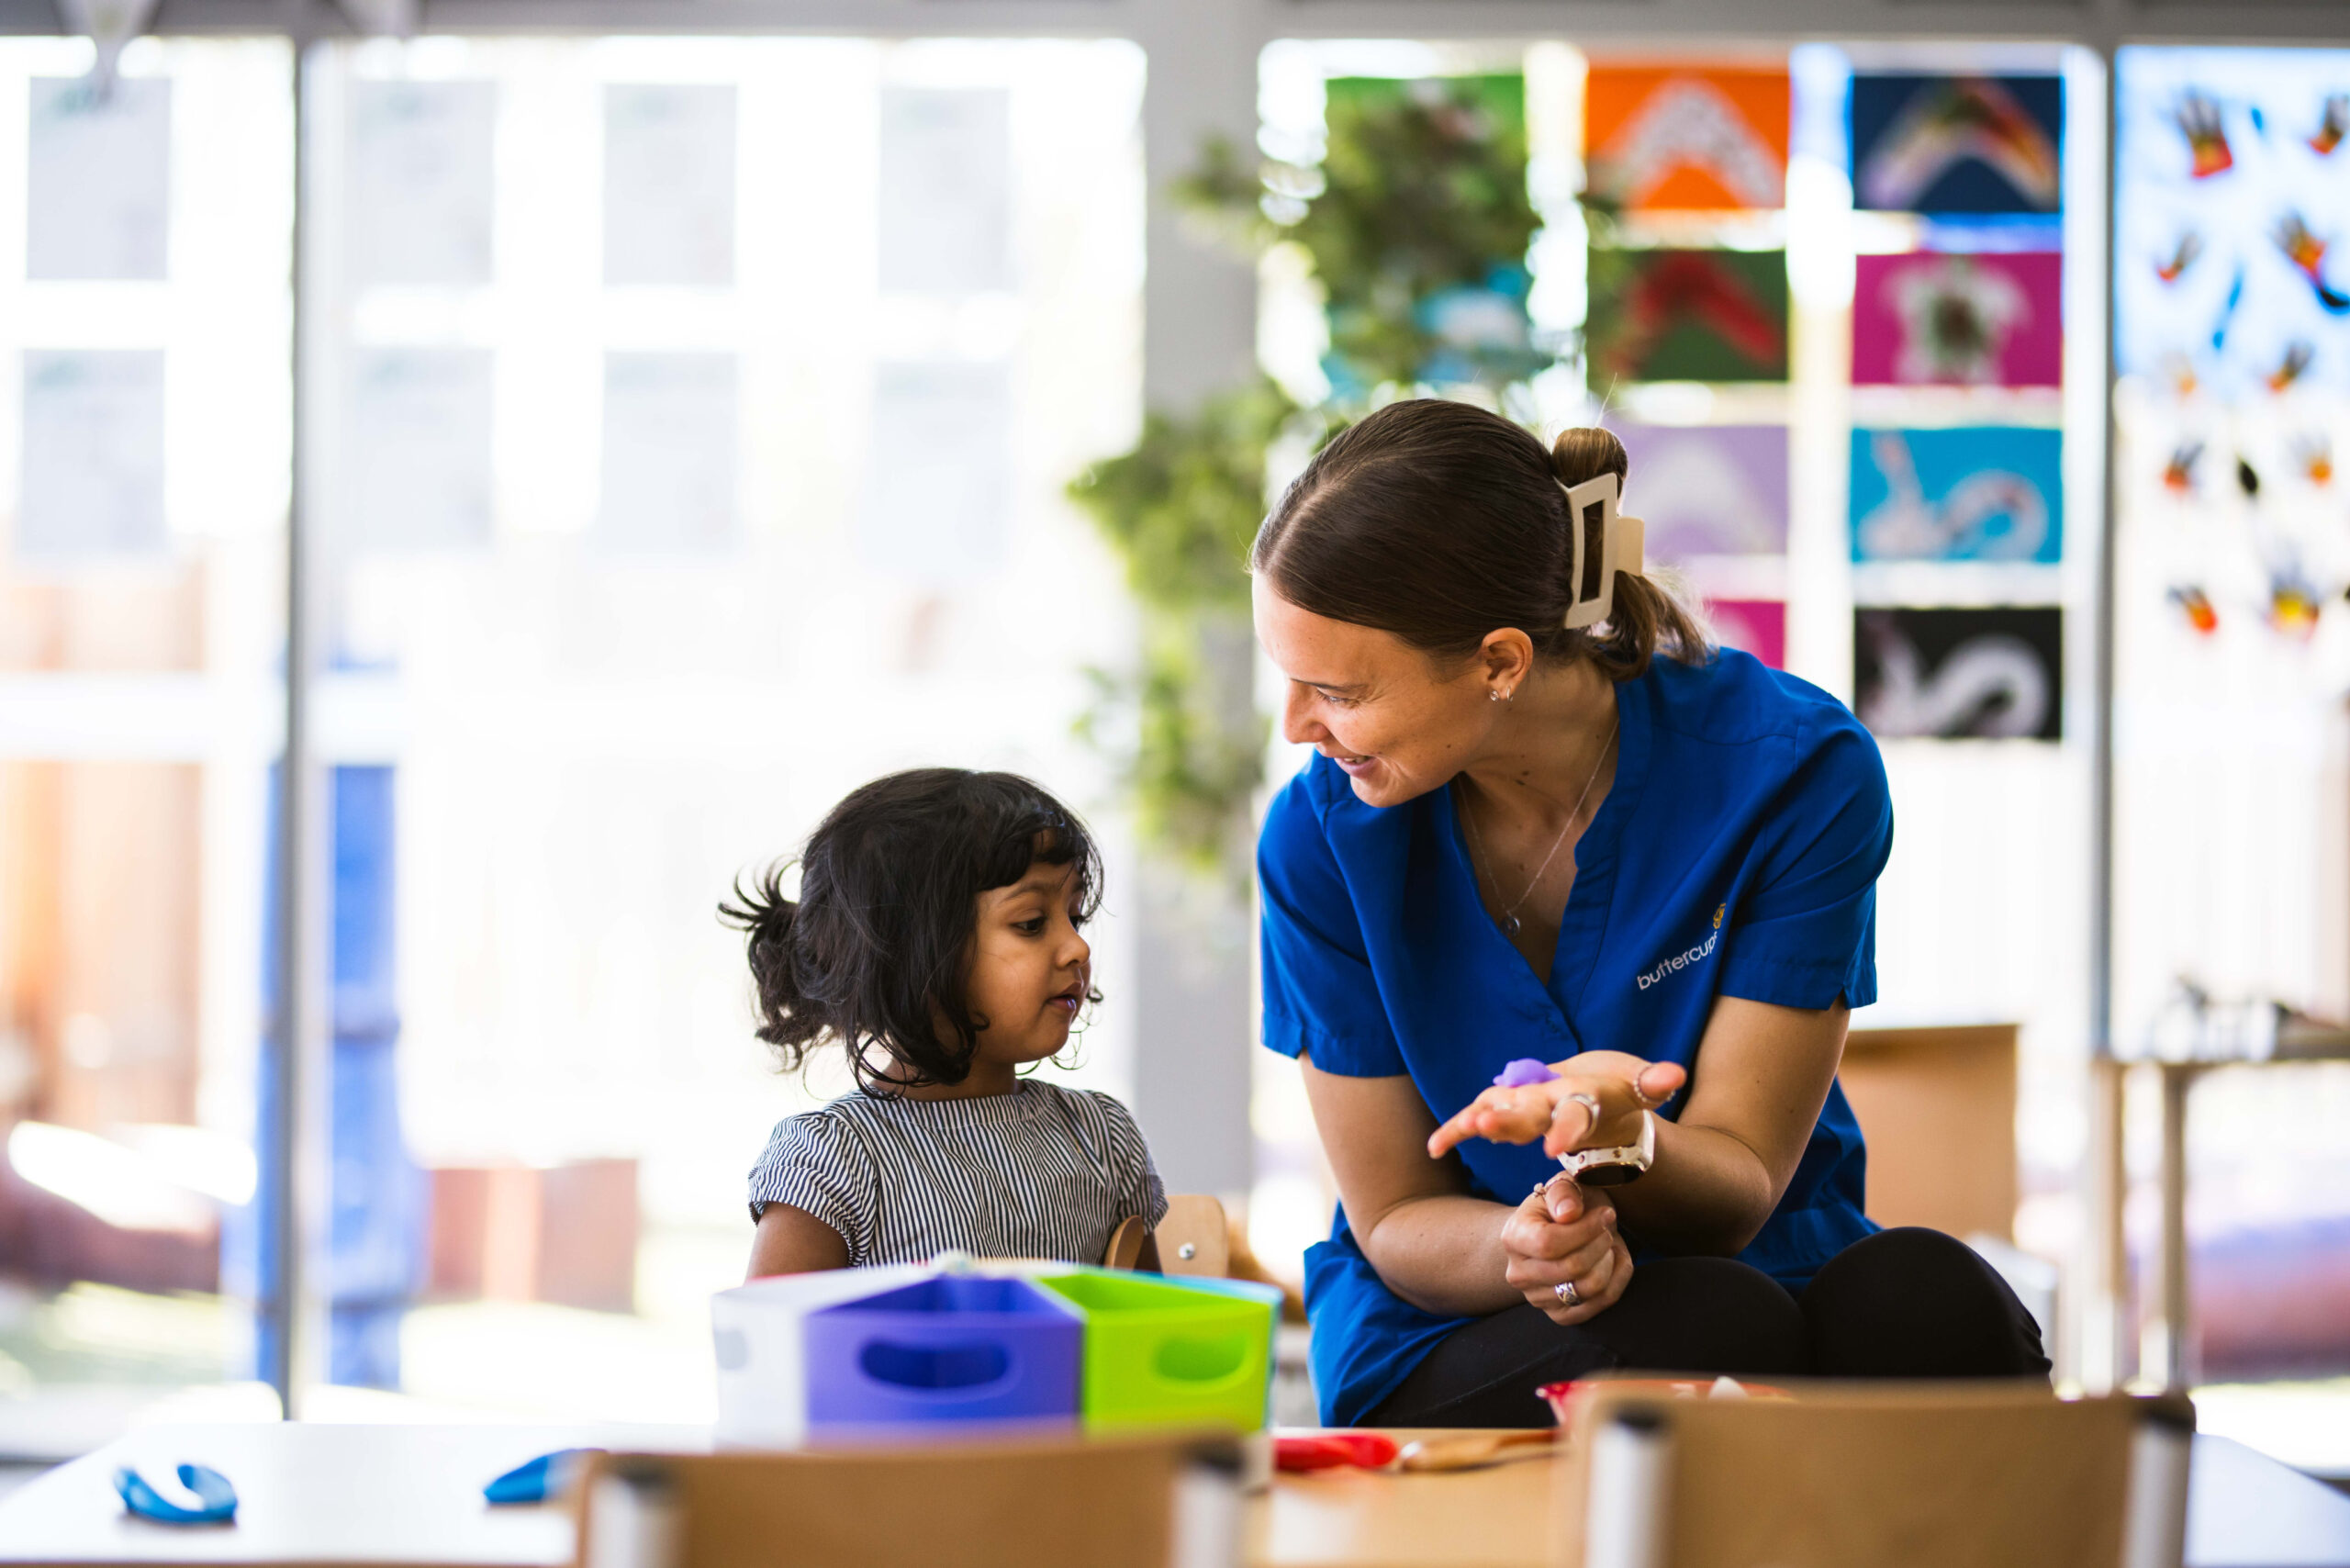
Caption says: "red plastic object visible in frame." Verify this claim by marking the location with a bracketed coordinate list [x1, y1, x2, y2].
[1274, 1432, 1402, 1473]
[1536, 1376, 1792, 1428]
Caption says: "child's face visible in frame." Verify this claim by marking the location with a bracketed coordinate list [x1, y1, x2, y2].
[963, 857, 1092, 1068]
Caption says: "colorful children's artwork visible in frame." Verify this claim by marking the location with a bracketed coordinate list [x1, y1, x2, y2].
[1610, 423, 1787, 561]
[1707, 599, 1786, 668]
[1587, 249, 1788, 383]
[1850, 74, 2064, 215]
[2116, 48, 2350, 398]
[1853, 607, 2064, 741]
[1852, 252, 2063, 387]
[1849, 427, 2064, 564]
[1584, 66, 1790, 212]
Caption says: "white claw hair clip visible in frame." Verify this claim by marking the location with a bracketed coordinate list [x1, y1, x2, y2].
[1559, 472, 1646, 631]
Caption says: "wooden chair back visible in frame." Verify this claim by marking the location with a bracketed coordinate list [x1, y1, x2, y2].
[1554, 1381, 2193, 1568]
[571, 1432, 1242, 1568]
[1838, 1024, 2020, 1239]
[1102, 1195, 1232, 1277]
[1156, 1194, 1232, 1278]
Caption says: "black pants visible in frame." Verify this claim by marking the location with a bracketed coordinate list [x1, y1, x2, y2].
[1366, 1226, 2051, 1428]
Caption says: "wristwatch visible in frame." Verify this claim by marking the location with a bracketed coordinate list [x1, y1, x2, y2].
[1558, 1108, 1655, 1187]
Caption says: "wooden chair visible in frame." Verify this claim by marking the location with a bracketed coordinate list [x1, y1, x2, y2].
[570, 1432, 1243, 1568]
[1102, 1194, 1227, 1275]
[1837, 1024, 2020, 1240]
[1103, 1196, 1306, 1322]
[1555, 1380, 2194, 1568]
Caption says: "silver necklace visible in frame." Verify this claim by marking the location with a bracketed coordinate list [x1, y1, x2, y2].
[1457, 720, 1619, 939]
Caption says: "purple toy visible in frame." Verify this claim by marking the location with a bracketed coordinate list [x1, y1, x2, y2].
[803, 1275, 1081, 1429]
[1493, 1058, 1560, 1089]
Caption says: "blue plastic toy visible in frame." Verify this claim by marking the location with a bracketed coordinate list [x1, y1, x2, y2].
[114, 1463, 237, 1526]
[483, 1449, 589, 1506]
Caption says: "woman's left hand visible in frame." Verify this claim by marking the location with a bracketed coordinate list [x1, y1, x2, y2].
[1501, 1177, 1632, 1326]
[1427, 1050, 1686, 1161]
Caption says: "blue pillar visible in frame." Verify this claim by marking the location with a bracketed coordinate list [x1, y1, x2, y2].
[229, 765, 424, 1391]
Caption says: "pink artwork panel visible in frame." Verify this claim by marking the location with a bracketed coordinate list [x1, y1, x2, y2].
[1708, 598, 1786, 668]
[1852, 251, 2063, 387]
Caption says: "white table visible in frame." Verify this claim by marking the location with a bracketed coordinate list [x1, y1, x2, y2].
[1, 1423, 2345, 1568]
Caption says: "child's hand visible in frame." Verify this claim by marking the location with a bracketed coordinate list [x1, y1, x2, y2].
[1427, 1052, 1686, 1161]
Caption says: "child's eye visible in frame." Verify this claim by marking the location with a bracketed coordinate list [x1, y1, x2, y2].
[1014, 916, 1047, 935]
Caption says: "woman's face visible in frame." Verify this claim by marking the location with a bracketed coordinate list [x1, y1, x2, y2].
[1253, 579, 1505, 809]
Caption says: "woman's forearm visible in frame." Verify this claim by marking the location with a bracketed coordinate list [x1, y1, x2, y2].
[1353, 1193, 1527, 1316]
[1609, 1116, 1779, 1256]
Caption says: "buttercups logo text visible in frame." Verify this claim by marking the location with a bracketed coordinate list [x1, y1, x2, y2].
[1637, 904, 1727, 991]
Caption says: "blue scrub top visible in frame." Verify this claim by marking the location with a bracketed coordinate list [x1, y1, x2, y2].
[1258, 648, 1892, 1426]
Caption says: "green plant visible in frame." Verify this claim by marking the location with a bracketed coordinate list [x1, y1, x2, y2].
[1178, 76, 1545, 400]
[1076, 73, 1553, 868]
[1067, 381, 1305, 871]
[1068, 378, 1299, 617]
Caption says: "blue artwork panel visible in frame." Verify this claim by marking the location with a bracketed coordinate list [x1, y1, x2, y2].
[2116, 48, 2350, 398]
[1851, 73, 2064, 215]
[1850, 427, 2064, 563]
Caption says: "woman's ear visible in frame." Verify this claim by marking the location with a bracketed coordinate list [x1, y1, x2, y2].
[1477, 628, 1537, 697]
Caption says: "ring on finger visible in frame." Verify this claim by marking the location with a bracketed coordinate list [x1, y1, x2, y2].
[1552, 1280, 1580, 1307]
[1561, 1090, 1602, 1132]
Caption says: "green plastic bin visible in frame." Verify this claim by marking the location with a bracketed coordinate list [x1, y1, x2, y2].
[1036, 1270, 1275, 1433]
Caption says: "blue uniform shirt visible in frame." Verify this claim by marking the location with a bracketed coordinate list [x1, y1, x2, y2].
[1257, 648, 1893, 1426]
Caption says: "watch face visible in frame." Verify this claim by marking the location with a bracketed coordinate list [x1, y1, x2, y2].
[1576, 1160, 1643, 1188]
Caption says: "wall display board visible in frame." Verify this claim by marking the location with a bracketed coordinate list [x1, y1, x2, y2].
[1587, 248, 1788, 382]
[1708, 598, 1787, 668]
[349, 80, 496, 287]
[17, 348, 168, 559]
[346, 347, 495, 549]
[1608, 422, 1790, 668]
[597, 352, 739, 549]
[2109, 44, 2350, 1115]
[1304, 73, 1540, 398]
[2116, 50, 2350, 402]
[27, 74, 171, 280]
[1849, 426, 2065, 563]
[603, 84, 737, 288]
[1584, 65, 1789, 212]
[1853, 606, 2065, 741]
[1852, 251, 2064, 386]
[1850, 73, 2063, 215]
[1611, 422, 1788, 560]
[878, 86, 1012, 295]
[863, 359, 1013, 582]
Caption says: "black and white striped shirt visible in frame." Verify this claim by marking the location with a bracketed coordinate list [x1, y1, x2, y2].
[746, 1081, 1167, 1268]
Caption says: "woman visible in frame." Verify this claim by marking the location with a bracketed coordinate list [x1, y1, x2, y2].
[1252, 399, 2048, 1428]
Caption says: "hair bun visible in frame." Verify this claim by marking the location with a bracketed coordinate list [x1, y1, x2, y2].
[720, 866, 809, 1047]
[1552, 426, 1629, 492]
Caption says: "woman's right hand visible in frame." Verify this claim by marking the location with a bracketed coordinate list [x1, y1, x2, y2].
[1501, 1175, 1631, 1326]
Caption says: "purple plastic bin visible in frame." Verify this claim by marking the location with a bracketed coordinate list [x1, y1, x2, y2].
[802, 1275, 1082, 1429]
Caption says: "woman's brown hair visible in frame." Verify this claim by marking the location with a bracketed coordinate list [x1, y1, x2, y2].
[1249, 398, 1710, 682]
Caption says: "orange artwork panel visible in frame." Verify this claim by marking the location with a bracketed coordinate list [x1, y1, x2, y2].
[1585, 65, 1792, 211]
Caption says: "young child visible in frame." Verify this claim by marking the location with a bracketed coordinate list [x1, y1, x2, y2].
[725, 767, 1166, 1277]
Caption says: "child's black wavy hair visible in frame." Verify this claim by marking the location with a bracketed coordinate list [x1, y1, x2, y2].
[719, 768, 1104, 1096]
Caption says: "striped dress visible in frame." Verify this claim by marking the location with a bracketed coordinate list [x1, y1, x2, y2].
[746, 1081, 1167, 1268]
